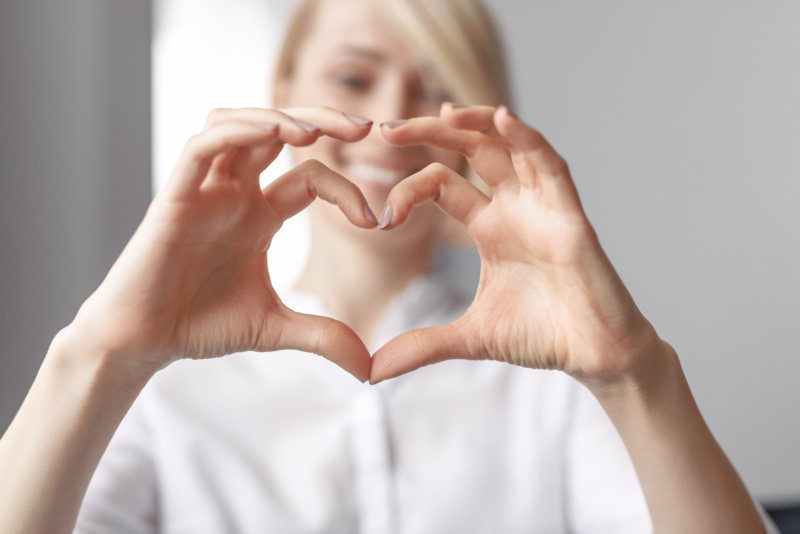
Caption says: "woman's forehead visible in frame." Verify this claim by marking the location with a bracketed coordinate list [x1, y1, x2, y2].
[304, 0, 409, 58]
[295, 0, 447, 91]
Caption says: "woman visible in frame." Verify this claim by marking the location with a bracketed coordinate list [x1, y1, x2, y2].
[0, 0, 775, 532]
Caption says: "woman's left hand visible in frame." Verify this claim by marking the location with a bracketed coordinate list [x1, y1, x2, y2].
[370, 104, 668, 386]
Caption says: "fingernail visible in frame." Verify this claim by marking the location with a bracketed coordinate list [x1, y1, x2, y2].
[293, 118, 320, 133]
[255, 122, 279, 131]
[364, 204, 378, 224]
[448, 103, 469, 109]
[381, 120, 408, 129]
[346, 114, 373, 126]
[378, 204, 393, 229]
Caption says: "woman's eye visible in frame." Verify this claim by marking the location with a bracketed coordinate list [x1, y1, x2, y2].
[423, 88, 450, 104]
[338, 76, 370, 91]
[412, 83, 450, 106]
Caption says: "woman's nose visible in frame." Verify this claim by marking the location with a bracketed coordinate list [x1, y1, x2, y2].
[368, 79, 416, 123]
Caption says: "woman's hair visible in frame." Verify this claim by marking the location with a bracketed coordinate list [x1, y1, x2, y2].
[275, 0, 512, 108]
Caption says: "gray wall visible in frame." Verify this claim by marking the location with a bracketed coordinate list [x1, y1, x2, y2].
[0, 1, 151, 432]
[488, 1, 800, 500]
[1, 0, 798, 503]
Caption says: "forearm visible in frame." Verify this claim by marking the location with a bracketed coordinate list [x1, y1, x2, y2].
[0, 326, 151, 534]
[587, 341, 763, 534]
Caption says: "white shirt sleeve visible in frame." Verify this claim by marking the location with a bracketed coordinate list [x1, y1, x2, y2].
[74, 395, 158, 534]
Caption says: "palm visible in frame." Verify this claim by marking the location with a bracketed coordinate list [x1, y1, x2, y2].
[467, 194, 639, 377]
[142, 178, 284, 360]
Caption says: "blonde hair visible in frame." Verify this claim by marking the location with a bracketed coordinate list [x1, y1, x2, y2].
[275, 0, 512, 108]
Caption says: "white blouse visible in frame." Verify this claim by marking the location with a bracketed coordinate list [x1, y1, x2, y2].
[73, 275, 776, 533]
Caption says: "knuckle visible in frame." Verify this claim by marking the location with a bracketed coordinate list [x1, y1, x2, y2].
[217, 132, 236, 148]
[460, 142, 477, 159]
[455, 133, 481, 158]
[426, 162, 455, 186]
[314, 321, 338, 355]
[427, 162, 449, 176]
[553, 158, 570, 178]
[302, 158, 326, 174]
[204, 107, 230, 129]
[183, 133, 203, 153]
[526, 128, 545, 149]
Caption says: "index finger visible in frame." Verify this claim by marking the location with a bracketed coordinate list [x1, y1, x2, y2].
[206, 107, 373, 144]
[281, 107, 374, 142]
[165, 121, 280, 199]
[380, 117, 518, 192]
[494, 107, 570, 180]
[263, 159, 378, 228]
[440, 103, 503, 140]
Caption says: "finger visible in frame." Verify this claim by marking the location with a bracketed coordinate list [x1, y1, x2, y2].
[224, 115, 311, 179]
[493, 107, 583, 212]
[380, 117, 518, 192]
[274, 309, 371, 382]
[440, 102, 503, 140]
[204, 107, 321, 146]
[165, 121, 280, 198]
[205, 106, 372, 143]
[204, 109, 316, 179]
[378, 162, 489, 230]
[227, 142, 285, 181]
[370, 320, 470, 384]
[263, 159, 378, 228]
[208, 146, 243, 179]
[281, 107, 374, 142]
[212, 108, 372, 179]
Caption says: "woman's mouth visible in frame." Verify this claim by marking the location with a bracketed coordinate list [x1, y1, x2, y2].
[345, 161, 404, 187]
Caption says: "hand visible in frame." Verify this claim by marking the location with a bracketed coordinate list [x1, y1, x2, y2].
[70, 107, 377, 382]
[370, 104, 664, 385]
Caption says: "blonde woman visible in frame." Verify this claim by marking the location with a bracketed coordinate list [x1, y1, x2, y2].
[0, 0, 776, 532]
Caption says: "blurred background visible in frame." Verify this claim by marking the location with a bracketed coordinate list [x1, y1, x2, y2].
[2, 0, 799, 516]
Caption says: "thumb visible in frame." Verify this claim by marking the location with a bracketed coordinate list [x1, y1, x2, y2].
[272, 309, 372, 383]
[370, 320, 471, 384]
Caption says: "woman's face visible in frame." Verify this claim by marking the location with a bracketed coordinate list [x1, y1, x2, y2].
[277, 0, 464, 252]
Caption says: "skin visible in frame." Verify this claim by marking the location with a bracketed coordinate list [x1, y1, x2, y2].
[0, 0, 765, 532]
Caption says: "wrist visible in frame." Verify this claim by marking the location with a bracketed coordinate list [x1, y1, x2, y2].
[577, 340, 764, 533]
[0, 324, 154, 534]
[579, 336, 683, 412]
[49, 320, 156, 397]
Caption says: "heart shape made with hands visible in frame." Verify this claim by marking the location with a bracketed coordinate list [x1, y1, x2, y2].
[265, 105, 647, 389]
[135, 104, 647, 393]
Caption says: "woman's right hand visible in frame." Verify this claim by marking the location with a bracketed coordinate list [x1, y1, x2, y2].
[69, 107, 377, 382]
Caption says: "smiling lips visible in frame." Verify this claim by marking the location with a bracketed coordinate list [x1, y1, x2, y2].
[346, 161, 405, 187]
